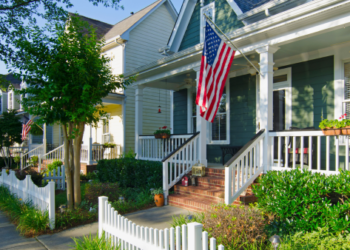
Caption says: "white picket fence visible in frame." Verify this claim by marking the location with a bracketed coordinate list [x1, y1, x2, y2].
[43, 165, 65, 190]
[99, 196, 224, 250]
[0, 169, 55, 229]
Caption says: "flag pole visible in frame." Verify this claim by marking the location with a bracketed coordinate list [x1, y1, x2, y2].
[203, 13, 263, 77]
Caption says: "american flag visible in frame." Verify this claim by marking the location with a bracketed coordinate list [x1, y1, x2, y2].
[196, 20, 235, 122]
[22, 119, 33, 141]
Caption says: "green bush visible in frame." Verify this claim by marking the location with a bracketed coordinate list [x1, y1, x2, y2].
[279, 227, 350, 249]
[46, 160, 63, 173]
[0, 186, 49, 235]
[72, 232, 119, 250]
[96, 158, 162, 189]
[84, 182, 120, 205]
[254, 169, 350, 234]
[15, 168, 44, 187]
[80, 172, 97, 181]
[202, 204, 270, 249]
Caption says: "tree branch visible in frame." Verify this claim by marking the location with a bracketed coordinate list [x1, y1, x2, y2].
[0, 0, 41, 11]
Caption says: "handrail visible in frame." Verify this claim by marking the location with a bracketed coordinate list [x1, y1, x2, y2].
[140, 133, 195, 137]
[162, 132, 200, 162]
[21, 144, 45, 170]
[41, 144, 64, 159]
[224, 129, 265, 167]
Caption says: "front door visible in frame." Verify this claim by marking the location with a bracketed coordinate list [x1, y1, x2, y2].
[272, 68, 292, 165]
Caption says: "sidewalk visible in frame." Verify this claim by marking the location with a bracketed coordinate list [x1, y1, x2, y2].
[0, 212, 46, 250]
[35, 206, 191, 250]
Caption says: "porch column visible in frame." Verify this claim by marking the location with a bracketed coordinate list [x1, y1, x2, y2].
[256, 45, 279, 173]
[88, 125, 92, 164]
[43, 123, 47, 155]
[195, 69, 208, 167]
[135, 86, 144, 159]
[122, 99, 126, 155]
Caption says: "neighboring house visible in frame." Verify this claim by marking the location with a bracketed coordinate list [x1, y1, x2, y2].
[19, 0, 178, 170]
[124, 0, 350, 211]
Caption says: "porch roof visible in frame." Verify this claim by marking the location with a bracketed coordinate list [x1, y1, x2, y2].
[124, 0, 350, 86]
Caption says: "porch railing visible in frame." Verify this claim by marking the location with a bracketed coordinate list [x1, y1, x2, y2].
[21, 144, 45, 170]
[138, 134, 194, 161]
[163, 132, 200, 205]
[39, 145, 64, 172]
[81, 144, 122, 163]
[268, 130, 350, 174]
[225, 130, 265, 205]
[0, 147, 29, 157]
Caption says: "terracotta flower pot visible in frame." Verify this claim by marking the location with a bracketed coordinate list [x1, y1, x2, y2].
[341, 126, 350, 135]
[154, 134, 162, 139]
[322, 128, 341, 136]
[160, 133, 170, 139]
[154, 194, 164, 207]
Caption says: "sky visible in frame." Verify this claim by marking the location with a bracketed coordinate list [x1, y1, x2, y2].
[0, 0, 184, 75]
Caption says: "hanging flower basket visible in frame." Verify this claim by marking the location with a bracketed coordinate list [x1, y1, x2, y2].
[319, 115, 350, 136]
[29, 123, 43, 136]
[154, 126, 171, 139]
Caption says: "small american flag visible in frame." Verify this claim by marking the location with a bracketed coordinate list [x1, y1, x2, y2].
[22, 119, 33, 141]
[196, 20, 235, 122]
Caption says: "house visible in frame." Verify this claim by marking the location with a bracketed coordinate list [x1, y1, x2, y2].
[124, 0, 350, 211]
[18, 0, 178, 172]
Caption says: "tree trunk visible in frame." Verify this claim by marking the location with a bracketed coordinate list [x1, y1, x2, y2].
[73, 122, 85, 208]
[62, 124, 73, 210]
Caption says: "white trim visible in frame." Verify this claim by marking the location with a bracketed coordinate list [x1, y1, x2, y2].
[237, 0, 297, 20]
[226, 0, 243, 16]
[256, 75, 260, 132]
[200, 2, 215, 43]
[208, 79, 230, 145]
[187, 87, 192, 133]
[273, 68, 292, 130]
[170, 91, 174, 134]
[168, 0, 197, 52]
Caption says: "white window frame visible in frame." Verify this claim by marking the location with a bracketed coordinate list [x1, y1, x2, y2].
[101, 114, 111, 144]
[187, 87, 197, 134]
[8, 91, 13, 110]
[208, 81, 230, 145]
[272, 68, 292, 131]
[200, 2, 215, 43]
[338, 59, 350, 145]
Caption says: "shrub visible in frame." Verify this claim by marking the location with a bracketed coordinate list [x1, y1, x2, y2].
[72, 232, 119, 250]
[279, 227, 350, 249]
[15, 168, 44, 187]
[254, 169, 350, 234]
[84, 182, 120, 205]
[80, 172, 97, 181]
[46, 160, 63, 173]
[55, 208, 97, 229]
[202, 204, 270, 249]
[96, 158, 162, 189]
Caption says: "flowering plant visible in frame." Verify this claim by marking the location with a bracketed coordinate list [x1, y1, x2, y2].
[319, 114, 350, 129]
[154, 126, 171, 135]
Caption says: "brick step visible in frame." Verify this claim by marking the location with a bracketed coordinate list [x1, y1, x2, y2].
[174, 185, 224, 202]
[168, 194, 229, 212]
[196, 176, 225, 188]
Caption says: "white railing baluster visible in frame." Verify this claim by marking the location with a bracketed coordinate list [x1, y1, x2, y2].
[278, 136, 281, 168]
[309, 136, 312, 170]
[346, 136, 349, 171]
[326, 136, 330, 171]
[300, 136, 304, 170]
[317, 136, 321, 171]
[285, 136, 289, 168]
[292, 136, 296, 169]
[335, 136, 339, 172]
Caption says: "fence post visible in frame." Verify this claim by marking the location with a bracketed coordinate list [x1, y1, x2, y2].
[163, 161, 168, 205]
[99, 196, 108, 238]
[188, 222, 203, 250]
[25, 175, 30, 203]
[48, 181, 55, 230]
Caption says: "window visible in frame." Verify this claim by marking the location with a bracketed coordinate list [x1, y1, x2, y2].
[102, 115, 111, 143]
[200, 2, 215, 43]
[343, 62, 350, 114]
[211, 88, 227, 142]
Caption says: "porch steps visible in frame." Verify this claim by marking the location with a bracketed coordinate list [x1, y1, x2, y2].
[168, 167, 256, 212]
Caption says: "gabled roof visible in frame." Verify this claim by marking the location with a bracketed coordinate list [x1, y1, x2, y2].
[69, 13, 114, 40]
[0, 73, 21, 90]
[103, 0, 176, 41]
[235, 0, 271, 13]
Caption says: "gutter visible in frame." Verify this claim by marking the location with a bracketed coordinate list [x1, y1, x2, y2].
[124, 0, 347, 78]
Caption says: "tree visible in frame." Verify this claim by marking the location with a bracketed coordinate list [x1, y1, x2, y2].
[0, 0, 122, 64]
[14, 15, 133, 209]
[0, 110, 23, 168]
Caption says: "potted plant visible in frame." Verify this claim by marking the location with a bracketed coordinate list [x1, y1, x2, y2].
[102, 142, 116, 149]
[339, 114, 350, 135]
[154, 126, 171, 139]
[151, 187, 164, 207]
[319, 119, 341, 135]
